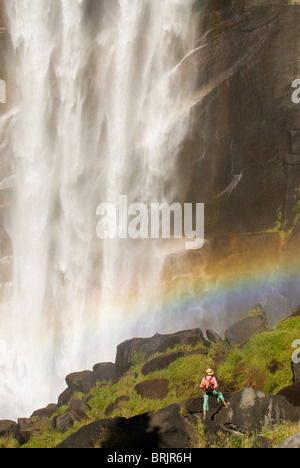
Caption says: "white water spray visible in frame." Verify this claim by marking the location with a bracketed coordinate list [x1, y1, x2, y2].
[0, 0, 199, 419]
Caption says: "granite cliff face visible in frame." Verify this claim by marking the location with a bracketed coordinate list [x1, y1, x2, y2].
[162, 0, 300, 328]
[183, 1, 300, 234]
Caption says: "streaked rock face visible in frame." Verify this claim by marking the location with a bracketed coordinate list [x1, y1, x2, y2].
[181, 1, 300, 234]
[162, 0, 300, 327]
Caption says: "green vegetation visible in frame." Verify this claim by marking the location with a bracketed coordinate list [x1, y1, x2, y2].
[293, 200, 300, 225]
[266, 211, 291, 241]
[267, 201, 300, 241]
[1, 316, 299, 448]
[218, 316, 300, 395]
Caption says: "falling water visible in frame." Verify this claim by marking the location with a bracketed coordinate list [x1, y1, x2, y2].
[0, 0, 199, 419]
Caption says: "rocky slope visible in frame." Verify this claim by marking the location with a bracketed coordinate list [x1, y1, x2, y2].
[0, 303, 299, 448]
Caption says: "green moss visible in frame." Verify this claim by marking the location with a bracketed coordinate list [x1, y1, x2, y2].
[293, 200, 300, 225]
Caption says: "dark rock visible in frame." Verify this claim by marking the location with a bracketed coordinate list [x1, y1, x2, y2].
[0, 420, 19, 441]
[251, 436, 273, 449]
[55, 403, 197, 449]
[267, 360, 284, 374]
[69, 398, 91, 413]
[55, 417, 125, 448]
[58, 387, 73, 407]
[30, 404, 58, 420]
[18, 418, 32, 431]
[66, 370, 98, 394]
[214, 387, 300, 434]
[141, 351, 185, 376]
[19, 430, 32, 445]
[182, 397, 204, 414]
[186, 347, 208, 356]
[18, 416, 52, 444]
[278, 432, 300, 448]
[105, 396, 130, 416]
[92, 362, 118, 383]
[123, 403, 198, 449]
[225, 305, 269, 347]
[115, 328, 203, 376]
[206, 329, 227, 347]
[18, 418, 36, 446]
[277, 382, 300, 407]
[135, 379, 169, 400]
[54, 408, 89, 433]
[202, 419, 228, 447]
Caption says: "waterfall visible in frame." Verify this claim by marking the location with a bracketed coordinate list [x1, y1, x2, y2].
[0, 0, 198, 419]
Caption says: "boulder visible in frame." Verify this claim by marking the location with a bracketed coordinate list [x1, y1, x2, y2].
[18, 418, 32, 431]
[58, 387, 73, 407]
[225, 305, 269, 347]
[135, 379, 169, 400]
[278, 432, 300, 448]
[19, 430, 32, 445]
[115, 328, 204, 376]
[56, 403, 198, 449]
[251, 436, 273, 449]
[55, 417, 125, 448]
[123, 403, 198, 449]
[54, 408, 89, 433]
[206, 329, 227, 348]
[92, 362, 118, 383]
[69, 398, 91, 413]
[0, 420, 19, 441]
[277, 382, 300, 407]
[267, 360, 284, 374]
[65, 370, 98, 394]
[105, 396, 130, 416]
[141, 351, 185, 376]
[182, 397, 203, 414]
[214, 387, 300, 434]
[202, 419, 228, 447]
[30, 404, 58, 420]
[18, 417, 52, 445]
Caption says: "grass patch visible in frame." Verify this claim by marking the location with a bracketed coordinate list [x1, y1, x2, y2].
[0, 436, 20, 448]
[218, 316, 300, 394]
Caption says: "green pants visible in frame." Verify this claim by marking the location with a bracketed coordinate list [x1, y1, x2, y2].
[203, 390, 225, 411]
